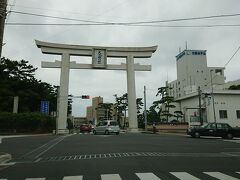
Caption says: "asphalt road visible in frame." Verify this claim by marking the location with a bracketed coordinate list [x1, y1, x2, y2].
[0, 132, 240, 180]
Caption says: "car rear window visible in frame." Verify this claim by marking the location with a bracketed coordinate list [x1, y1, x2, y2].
[217, 124, 223, 129]
[103, 122, 108, 126]
[110, 121, 118, 126]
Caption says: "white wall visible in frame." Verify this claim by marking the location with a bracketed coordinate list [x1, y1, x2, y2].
[205, 93, 240, 127]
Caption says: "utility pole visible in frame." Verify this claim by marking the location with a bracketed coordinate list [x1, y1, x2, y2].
[56, 86, 60, 134]
[144, 85, 147, 130]
[0, 0, 7, 58]
[210, 70, 217, 125]
[13, 96, 19, 113]
[198, 86, 203, 125]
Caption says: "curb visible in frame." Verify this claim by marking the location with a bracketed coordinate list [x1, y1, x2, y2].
[0, 153, 12, 164]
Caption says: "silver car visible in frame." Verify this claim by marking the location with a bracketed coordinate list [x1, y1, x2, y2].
[93, 120, 120, 135]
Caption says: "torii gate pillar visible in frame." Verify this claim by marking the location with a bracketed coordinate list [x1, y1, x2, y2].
[36, 40, 157, 134]
[58, 53, 70, 134]
[127, 55, 138, 131]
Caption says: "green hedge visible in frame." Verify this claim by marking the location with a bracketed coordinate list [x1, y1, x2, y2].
[0, 112, 56, 134]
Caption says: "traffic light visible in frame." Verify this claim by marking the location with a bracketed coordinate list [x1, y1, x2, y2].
[82, 95, 90, 99]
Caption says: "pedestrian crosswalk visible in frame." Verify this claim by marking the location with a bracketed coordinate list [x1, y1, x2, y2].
[1, 171, 240, 180]
[204, 172, 240, 180]
[170, 172, 200, 180]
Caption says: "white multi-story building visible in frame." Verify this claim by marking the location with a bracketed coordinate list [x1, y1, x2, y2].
[167, 49, 240, 127]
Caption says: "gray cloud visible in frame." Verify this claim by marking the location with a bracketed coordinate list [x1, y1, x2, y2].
[3, 0, 240, 116]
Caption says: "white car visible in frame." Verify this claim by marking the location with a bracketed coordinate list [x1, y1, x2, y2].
[93, 120, 120, 135]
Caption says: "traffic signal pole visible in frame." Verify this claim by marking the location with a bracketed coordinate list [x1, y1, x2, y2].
[144, 86, 147, 130]
[0, 0, 7, 58]
[198, 86, 203, 125]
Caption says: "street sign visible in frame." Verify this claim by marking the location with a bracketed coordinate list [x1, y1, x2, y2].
[40, 101, 49, 115]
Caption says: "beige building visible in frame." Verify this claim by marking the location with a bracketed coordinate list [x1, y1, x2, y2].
[86, 96, 129, 127]
[72, 117, 88, 127]
[86, 96, 103, 124]
[86, 106, 93, 122]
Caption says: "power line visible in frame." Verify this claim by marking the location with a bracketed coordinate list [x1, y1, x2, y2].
[127, 24, 240, 28]
[205, 44, 240, 87]
[6, 22, 240, 28]
[8, 1, 133, 20]
[127, 13, 240, 25]
[9, 10, 109, 24]
[223, 45, 240, 67]
[6, 22, 110, 26]
[8, 10, 240, 26]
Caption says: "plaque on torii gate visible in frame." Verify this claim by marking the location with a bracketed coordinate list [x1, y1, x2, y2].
[36, 40, 157, 134]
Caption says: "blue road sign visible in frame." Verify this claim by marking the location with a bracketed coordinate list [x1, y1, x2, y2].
[40, 101, 49, 115]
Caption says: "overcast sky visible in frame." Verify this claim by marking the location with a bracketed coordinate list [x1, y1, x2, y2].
[3, 0, 240, 116]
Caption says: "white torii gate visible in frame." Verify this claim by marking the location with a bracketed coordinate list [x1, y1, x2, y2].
[36, 40, 157, 134]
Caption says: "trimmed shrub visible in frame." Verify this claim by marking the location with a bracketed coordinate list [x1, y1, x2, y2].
[0, 112, 56, 134]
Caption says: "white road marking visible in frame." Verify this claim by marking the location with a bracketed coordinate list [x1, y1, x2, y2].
[101, 174, 121, 180]
[170, 172, 200, 180]
[136, 173, 161, 180]
[222, 140, 240, 144]
[34, 136, 66, 158]
[63, 176, 83, 180]
[0, 162, 16, 166]
[204, 172, 240, 180]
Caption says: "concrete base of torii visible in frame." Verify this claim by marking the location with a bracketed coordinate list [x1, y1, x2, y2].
[56, 129, 69, 134]
[127, 128, 140, 133]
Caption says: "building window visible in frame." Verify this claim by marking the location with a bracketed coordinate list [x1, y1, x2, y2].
[237, 110, 240, 119]
[215, 69, 222, 75]
[219, 110, 227, 119]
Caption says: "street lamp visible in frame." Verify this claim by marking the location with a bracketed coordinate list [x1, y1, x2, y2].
[210, 70, 217, 124]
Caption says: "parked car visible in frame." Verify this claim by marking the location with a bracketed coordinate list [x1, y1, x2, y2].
[187, 122, 240, 139]
[93, 120, 120, 135]
[80, 124, 92, 133]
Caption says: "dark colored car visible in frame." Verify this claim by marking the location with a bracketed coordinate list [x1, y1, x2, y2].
[80, 124, 92, 133]
[187, 122, 240, 139]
